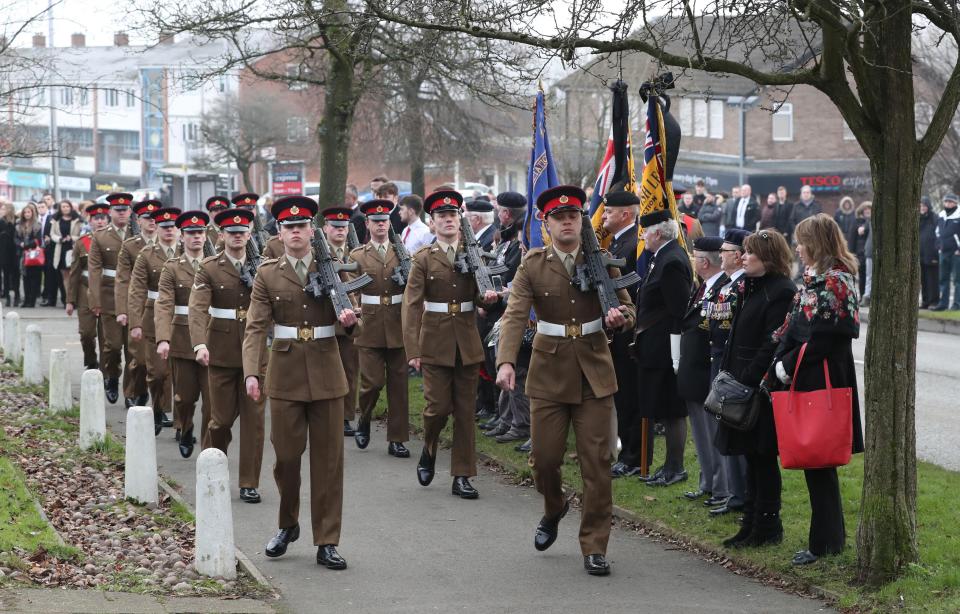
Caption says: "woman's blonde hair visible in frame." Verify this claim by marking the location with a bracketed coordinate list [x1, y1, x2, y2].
[794, 213, 859, 275]
[742, 229, 794, 278]
[0, 200, 15, 223]
[18, 202, 39, 231]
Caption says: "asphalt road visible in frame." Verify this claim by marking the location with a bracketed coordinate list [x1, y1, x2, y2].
[25, 306, 943, 612]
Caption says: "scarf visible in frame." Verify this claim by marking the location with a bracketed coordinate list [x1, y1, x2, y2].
[773, 264, 860, 344]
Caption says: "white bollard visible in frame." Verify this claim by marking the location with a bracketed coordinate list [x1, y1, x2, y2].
[3, 311, 20, 363]
[79, 369, 106, 450]
[194, 448, 237, 579]
[124, 406, 158, 505]
[23, 325, 42, 384]
[48, 349, 73, 412]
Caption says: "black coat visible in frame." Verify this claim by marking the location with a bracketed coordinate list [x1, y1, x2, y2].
[350, 208, 368, 244]
[919, 210, 940, 265]
[0, 219, 17, 262]
[678, 272, 728, 403]
[475, 224, 496, 252]
[789, 200, 822, 235]
[773, 201, 794, 241]
[715, 273, 797, 456]
[833, 210, 857, 248]
[851, 218, 871, 258]
[938, 208, 960, 253]
[608, 223, 640, 375]
[731, 196, 761, 231]
[633, 239, 693, 418]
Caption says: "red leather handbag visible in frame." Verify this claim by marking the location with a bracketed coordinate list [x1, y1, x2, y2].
[23, 245, 45, 267]
[772, 343, 853, 470]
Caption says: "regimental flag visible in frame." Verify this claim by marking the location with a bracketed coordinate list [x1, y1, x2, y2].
[588, 80, 638, 248]
[524, 90, 559, 249]
[636, 94, 685, 276]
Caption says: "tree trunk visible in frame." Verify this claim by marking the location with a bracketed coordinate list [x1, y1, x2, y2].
[317, 51, 357, 212]
[855, 3, 920, 585]
[238, 162, 253, 193]
[405, 84, 426, 197]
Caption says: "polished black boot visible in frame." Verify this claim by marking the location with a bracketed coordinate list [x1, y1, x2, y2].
[317, 545, 347, 570]
[105, 378, 119, 404]
[265, 524, 299, 557]
[722, 510, 755, 548]
[744, 512, 783, 547]
[417, 447, 435, 486]
[161, 413, 173, 428]
[343, 420, 355, 436]
[354, 420, 370, 449]
[583, 554, 610, 576]
[534, 499, 570, 551]
[178, 428, 195, 458]
[153, 411, 163, 436]
[388, 442, 410, 458]
[451, 476, 478, 499]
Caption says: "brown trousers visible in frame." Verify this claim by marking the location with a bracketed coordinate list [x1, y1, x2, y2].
[337, 335, 359, 422]
[270, 397, 343, 546]
[144, 335, 171, 416]
[171, 357, 210, 443]
[78, 307, 102, 370]
[101, 316, 146, 399]
[357, 346, 409, 443]
[203, 365, 265, 488]
[530, 390, 614, 556]
[421, 360, 479, 477]
[124, 335, 148, 399]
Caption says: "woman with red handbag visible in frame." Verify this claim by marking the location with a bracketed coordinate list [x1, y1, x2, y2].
[769, 213, 865, 566]
[15, 202, 44, 308]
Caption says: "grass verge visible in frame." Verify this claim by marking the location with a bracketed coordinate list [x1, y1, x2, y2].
[919, 309, 960, 322]
[380, 377, 960, 613]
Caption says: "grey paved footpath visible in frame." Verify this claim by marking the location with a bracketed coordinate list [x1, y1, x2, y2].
[19, 308, 832, 613]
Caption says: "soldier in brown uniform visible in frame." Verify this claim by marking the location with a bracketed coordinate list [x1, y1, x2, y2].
[242, 196, 358, 569]
[350, 200, 410, 457]
[116, 200, 160, 409]
[205, 196, 230, 252]
[189, 208, 266, 504]
[129, 207, 181, 434]
[402, 190, 498, 499]
[156, 211, 211, 458]
[320, 207, 361, 437]
[87, 193, 135, 404]
[232, 193, 264, 253]
[496, 185, 635, 576]
[66, 202, 108, 370]
[262, 234, 284, 259]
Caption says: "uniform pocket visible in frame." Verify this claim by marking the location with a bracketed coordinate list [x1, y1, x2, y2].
[271, 338, 292, 353]
[532, 334, 559, 355]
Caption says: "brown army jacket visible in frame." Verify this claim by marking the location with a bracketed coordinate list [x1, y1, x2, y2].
[66, 234, 92, 308]
[86, 225, 127, 314]
[188, 253, 254, 370]
[128, 242, 179, 340]
[115, 234, 152, 317]
[155, 255, 203, 360]
[349, 242, 405, 349]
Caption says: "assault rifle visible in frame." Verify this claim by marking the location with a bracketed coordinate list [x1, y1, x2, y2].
[250, 208, 269, 254]
[454, 216, 507, 295]
[388, 226, 412, 286]
[347, 224, 361, 251]
[305, 228, 372, 316]
[569, 212, 641, 319]
[239, 232, 261, 289]
[128, 212, 140, 237]
[202, 237, 216, 258]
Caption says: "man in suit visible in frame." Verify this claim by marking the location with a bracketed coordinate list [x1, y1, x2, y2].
[465, 198, 496, 251]
[496, 185, 635, 576]
[39, 195, 57, 306]
[633, 209, 694, 487]
[402, 190, 498, 499]
[733, 184, 761, 231]
[599, 191, 643, 478]
[679, 236, 729, 507]
[242, 196, 358, 569]
[720, 185, 742, 236]
[350, 200, 410, 457]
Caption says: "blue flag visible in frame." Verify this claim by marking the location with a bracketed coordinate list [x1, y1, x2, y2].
[524, 91, 558, 248]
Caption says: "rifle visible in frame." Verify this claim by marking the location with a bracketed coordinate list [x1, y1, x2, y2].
[569, 212, 641, 319]
[305, 227, 372, 316]
[387, 226, 412, 286]
[250, 207, 269, 254]
[128, 213, 140, 237]
[239, 232, 262, 289]
[347, 224, 361, 252]
[203, 237, 216, 258]
[454, 215, 507, 295]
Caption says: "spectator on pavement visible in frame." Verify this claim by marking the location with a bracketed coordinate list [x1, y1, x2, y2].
[773, 186, 794, 243]
[919, 196, 940, 309]
[720, 186, 741, 235]
[16, 202, 43, 308]
[759, 193, 778, 230]
[851, 202, 872, 297]
[933, 193, 960, 311]
[398, 194, 434, 253]
[698, 193, 723, 237]
[678, 192, 699, 218]
[833, 197, 857, 248]
[0, 200, 19, 307]
[49, 199, 82, 307]
[789, 186, 822, 240]
[860, 202, 875, 306]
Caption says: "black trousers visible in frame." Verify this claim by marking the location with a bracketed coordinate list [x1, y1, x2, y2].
[1, 262, 19, 301]
[22, 266, 42, 306]
[921, 262, 940, 307]
[745, 452, 781, 515]
[613, 348, 641, 466]
[856, 255, 867, 296]
[804, 467, 846, 555]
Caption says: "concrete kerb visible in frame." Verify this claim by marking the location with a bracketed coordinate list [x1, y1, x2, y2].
[156, 478, 273, 590]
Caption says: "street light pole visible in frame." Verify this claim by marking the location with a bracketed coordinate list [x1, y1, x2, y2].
[47, 0, 60, 200]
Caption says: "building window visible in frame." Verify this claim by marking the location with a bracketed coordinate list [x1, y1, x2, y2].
[126, 89, 135, 107]
[772, 102, 793, 141]
[182, 122, 199, 143]
[104, 89, 119, 107]
[842, 119, 856, 141]
[121, 131, 140, 153]
[678, 98, 692, 133]
[708, 100, 724, 139]
[37, 88, 47, 105]
[692, 99, 708, 137]
[61, 128, 93, 149]
[59, 88, 73, 106]
[286, 64, 308, 90]
[79, 89, 88, 106]
[286, 116, 309, 142]
[218, 75, 228, 93]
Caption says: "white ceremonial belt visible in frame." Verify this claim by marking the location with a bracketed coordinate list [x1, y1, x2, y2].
[424, 300, 474, 313]
[102, 268, 116, 278]
[361, 294, 402, 306]
[146, 290, 159, 300]
[208, 306, 247, 320]
[536, 318, 603, 338]
[82, 271, 89, 278]
[174, 306, 189, 316]
[274, 324, 336, 341]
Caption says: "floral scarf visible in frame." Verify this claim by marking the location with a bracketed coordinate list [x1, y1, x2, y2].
[773, 264, 860, 344]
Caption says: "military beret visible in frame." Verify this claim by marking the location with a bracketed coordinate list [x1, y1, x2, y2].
[603, 190, 641, 207]
[177, 211, 209, 230]
[638, 208, 672, 227]
[465, 199, 494, 213]
[496, 191, 526, 210]
[272, 196, 317, 225]
[424, 190, 463, 214]
[723, 228, 753, 247]
[536, 185, 586, 217]
[151, 207, 182, 227]
[692, 236, 724, 252]
[672, 183, 687, 196]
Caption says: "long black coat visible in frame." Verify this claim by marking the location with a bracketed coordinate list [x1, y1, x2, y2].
[919, 210, 940, 265]
[768, 266, 865, 455]
[608, 223, 640, 398]
[715, 273, 797, 456]
[678, 272, 728, 403]
[633, 239, 693, 419]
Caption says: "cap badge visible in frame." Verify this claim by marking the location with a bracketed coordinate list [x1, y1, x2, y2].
[290, 206, 300, 215]
[244, 198, 252, 204]
[191, 216, 199, 223]
[337, 213, 345, 219]
[558, 195, 569, 204]
[163, 213, 171, 220]
[442, 197, 451, 204]
[233, 215, 242, 223]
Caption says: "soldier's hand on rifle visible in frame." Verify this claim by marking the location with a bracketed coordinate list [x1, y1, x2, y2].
[245, 376, 261, 401]
[496, 363, 515, 391]
[604, 305, 628, 330]
[117, 313, 128, 326]
[195, 347, 210, 366]
[130, 326, 142, 341]
[481, 290, 498, 305]
[156, 341, 170, 360]
[338, 308, 358, 328]
[408, 357, 421, 371]
[65, 303, 74, 316]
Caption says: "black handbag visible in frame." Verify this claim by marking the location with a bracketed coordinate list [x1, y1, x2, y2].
[704, 370, 760, 431]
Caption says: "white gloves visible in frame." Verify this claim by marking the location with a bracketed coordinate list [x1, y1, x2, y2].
[775, 361, 791, 385]
[670, 334, 681, 374]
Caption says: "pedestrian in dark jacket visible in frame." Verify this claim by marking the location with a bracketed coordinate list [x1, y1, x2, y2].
[773, 186, 794, 242]
[919, 197, 940, 309]
[789, 186, 822, 241]
[933, 193, 960, 310]
[758, 193, 778, 230]
[851, 202, 872, 297]
[832, 197, 857, 248]
[15, 202, 44, 308]
[716, 230, 797, 550]
[698, 197, 722, 237]
[0, 200, 19, 306]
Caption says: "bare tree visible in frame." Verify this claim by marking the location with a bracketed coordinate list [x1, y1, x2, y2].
[366, 0, 960, 586]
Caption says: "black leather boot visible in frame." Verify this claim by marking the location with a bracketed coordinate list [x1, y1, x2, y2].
[722, 510, 755, 548]
[745, 512, 784, 547]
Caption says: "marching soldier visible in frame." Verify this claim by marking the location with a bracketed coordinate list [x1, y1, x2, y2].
[66, 202, 109, 371]
[401, 190, 498, 499]
[322, 206, 360, 436]
[115, 199, 160, 409]
[241, 196, 358, 569]
[262, 234, 284, 259]
[189, 208, 265, 503]
[205, 196, 230, 252]
[349, 200, 410, 457]
[129, 207, 181, 435]
[495, 185, 635, 576]
[87, 193, 135, 404]
[155, 211, 212, 458]
[232, 193, 263, 252]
